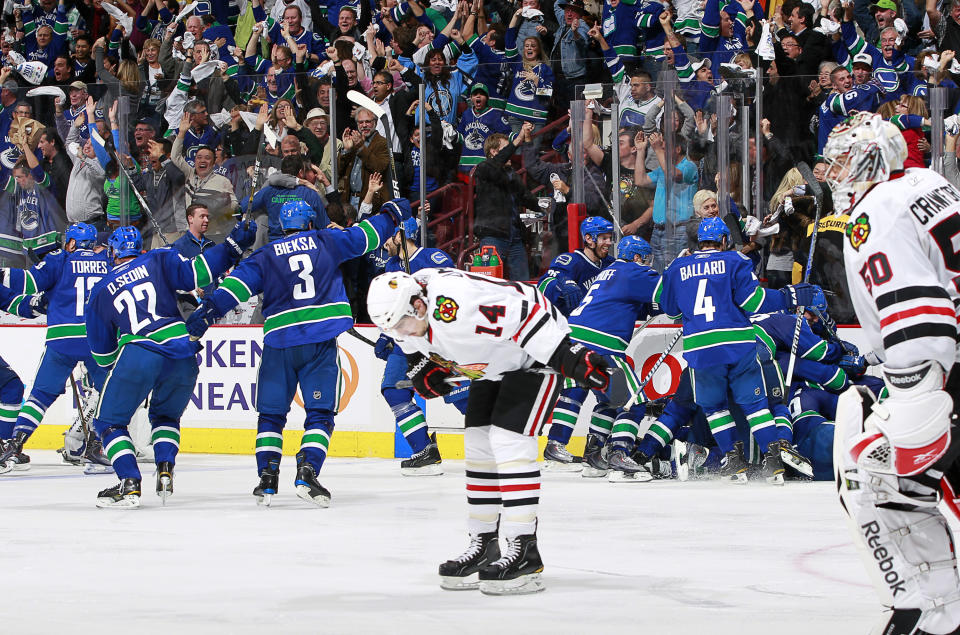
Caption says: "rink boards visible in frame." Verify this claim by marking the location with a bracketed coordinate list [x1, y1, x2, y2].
[0, 322, 871, 458]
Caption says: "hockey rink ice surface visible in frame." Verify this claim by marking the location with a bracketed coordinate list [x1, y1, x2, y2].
[2, 451, 890, 634]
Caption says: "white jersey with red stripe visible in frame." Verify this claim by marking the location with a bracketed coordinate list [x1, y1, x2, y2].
[843, 167, 960, 373]
[394, 268, 570, 382]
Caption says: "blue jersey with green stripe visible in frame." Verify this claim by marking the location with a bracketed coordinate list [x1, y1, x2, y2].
[567, 260, 660, 354]
[655, 249, 786, 368]
[6, 248, 111, 357]
[537, 249, 615, 313]
[207, 214, 396, 349]
[86, 244, 237, 366]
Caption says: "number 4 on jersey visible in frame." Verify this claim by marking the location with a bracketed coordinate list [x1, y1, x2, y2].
[694, 279, 716, 323]
[476, 304, 506, 336]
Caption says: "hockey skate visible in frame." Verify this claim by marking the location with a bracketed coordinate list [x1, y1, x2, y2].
[720, 441, 749, 484]
[478, 533, 545, 595]
[438, 531, 500, 590]
[83, 434, 114, 475]
[294, 454, 331, 507]
[684, 443, 710, 480]
[0, 432, 29, 475]
[761, 441, 786, 486]
[607, 446, 653, 482]
[253, 461, 279, 506]
[633, 449, 673, 480]
[96, 478, 142, 509]
[777, 439, 813, 478]
[156, 461, 174, 504]
[581, 434, 609, 478]
[401, 432, 443, 476]
[542, 439, 582, 472]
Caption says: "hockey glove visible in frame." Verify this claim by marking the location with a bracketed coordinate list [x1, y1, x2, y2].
[406, 353, 454, 399]
[781, 283, 821, 310]
[841, 340, 859, 357]
[225, 220, 258, 259]
[381, 198, 412, 227]
[838, 353, 867, 378]
[186, 301, 222, 339]
[548, 338, 611, 391]
[374, 334, 395, 360]
[556, 279, 584, 315]
[27, 293, 48, 317]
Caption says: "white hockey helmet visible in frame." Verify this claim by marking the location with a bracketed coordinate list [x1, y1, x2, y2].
[822, 111, 907, 213]
[367, 271, 426, 332]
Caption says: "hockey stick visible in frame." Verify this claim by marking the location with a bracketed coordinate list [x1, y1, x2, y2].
[782, 162, 823, 396]
[346, 89, 411, 273]
[346, 327, 377, 347]
[111, 148, 169, 246]
[69, 373, 90, 438]
[623, 327, 683, 409]
[245, 125, 268, 222]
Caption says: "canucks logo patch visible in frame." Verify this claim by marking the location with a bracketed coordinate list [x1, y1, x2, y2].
[433, 296, 459, 322]
[846, 214, 870, 251]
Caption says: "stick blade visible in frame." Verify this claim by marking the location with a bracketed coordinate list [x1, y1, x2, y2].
[346, 90, 386, 118]
[795, 161, 823, 202]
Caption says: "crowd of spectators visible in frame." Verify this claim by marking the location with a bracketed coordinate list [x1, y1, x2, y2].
[2, 0, 960, 321]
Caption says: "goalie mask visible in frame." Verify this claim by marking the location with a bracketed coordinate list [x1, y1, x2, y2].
[367, 271, 426, 333]
[823, 111, 907, 213]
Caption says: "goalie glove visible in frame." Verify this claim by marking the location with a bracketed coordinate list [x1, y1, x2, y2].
[406, 353, 454, 399]
[548, 338, 610, 391]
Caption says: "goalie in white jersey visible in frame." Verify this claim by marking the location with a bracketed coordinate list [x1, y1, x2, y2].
[825, 111, 960, 635]
[367, 268, 611, 596]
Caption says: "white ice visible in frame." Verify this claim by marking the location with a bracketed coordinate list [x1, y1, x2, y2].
[2, 451, 884, 634]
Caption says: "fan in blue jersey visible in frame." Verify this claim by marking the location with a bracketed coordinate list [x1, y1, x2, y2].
[374, 217, 467, 475]
[83, 221, 257, 508]
[0, 223, 114, 475]
[654, 217, 821, 484]
[185, 198, 410, 507]
[537, 216, 616, 316]
[544, 235, 662, 481]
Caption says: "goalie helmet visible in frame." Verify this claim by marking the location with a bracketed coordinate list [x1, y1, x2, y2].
[367, 271, 426, 332]
[823, 111, 907, 213]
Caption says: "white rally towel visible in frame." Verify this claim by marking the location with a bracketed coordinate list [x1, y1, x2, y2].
[101, 1, 133, 34]
[26, 85, 66, 103]
[191, 59, 220, 83]
[238, 110, 259, 131]
[174, 1, 199, 23]
[16, 61, 47, 85]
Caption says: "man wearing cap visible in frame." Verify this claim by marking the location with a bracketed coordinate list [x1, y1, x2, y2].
[550, 0, 590, 109]
[56, 81, 103, 143]
[457, 83, 511, 174]
[840, 1, 916, 102]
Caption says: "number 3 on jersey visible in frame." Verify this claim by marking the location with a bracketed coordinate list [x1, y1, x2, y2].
[289, 254, 315, 300]
[694, 279, 715, 322]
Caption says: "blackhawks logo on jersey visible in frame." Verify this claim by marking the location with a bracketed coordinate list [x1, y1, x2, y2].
[846, 214, 870, 251]
[434, 296, 459, 322]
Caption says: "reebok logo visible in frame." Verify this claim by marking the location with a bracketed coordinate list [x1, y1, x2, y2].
[861, 521, 907, 596]
[886, 372, 922, 387]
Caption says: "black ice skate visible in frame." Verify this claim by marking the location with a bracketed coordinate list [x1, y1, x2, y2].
[777, 439, 813, 478]
[720, 441, 749, 484]
[0, 431, 29, 475]
[253, 460, 279, 506]
[438, 530, 500, 590]
[156, 461, 174, 504]
[401, 432, 442, 476]
[294, 454, 330, 507]
[542, 439, 582, 472]
[761, 441, 786, 486]
[96, 478, 142, 509]
[607, 445, 653, 482]
[633, 448, 674, 480]
[83, 434, 114, 475]
[478, 533, 545, 595]
[581, 434, 609, 478]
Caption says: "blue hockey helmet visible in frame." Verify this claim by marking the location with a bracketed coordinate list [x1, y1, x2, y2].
[397, 216, 419, 244]
[697, 217, 731, 243]
[580, 216, 614, 243]
[807, 285, 829, 319]
[617, 235, 652, 262]
[279, 199, 315, 231]
[108, 226, 142, 259]
[65, 222, 96, 249]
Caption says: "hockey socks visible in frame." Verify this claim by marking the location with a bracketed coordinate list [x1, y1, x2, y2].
[96, 422, 140, 480]
[609, 404, 646, 449]
[491, 427, 540, 539]
[744, 407, 778, 449]
[0, 376, 23, 439]
[384, 389, 430, 453]
[150, 417, 181, 465]
[588, 403, 616, 439]
[465, 426, 502, 535]
[707, 410, 737, 454]
[547, 388, 585, 445]
[299, 410, 334, 473]
[255, 414, 286, 473]
[13, 388, 58, 439]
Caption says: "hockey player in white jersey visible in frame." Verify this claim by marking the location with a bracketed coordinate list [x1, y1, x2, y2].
[825, 111, 960, 635]
[367, 269, 611, 596]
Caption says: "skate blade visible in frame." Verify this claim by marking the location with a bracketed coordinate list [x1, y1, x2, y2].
[83, 463, 115, 475]
[608, 470, 653, 483]
[400, 464, 443, 476]
[256, 493, 273, 507]
[581, 466, 609, 478]
[0, 461, 15, 475]
[781, 451, 814, 477]
[440, 573, 479, 590]
[12, 461, 29, 472]
[158, 477, 172, 505]
[766, 471, 785, 486]
[96, 495, 141, 509]
[295, 484, 330, 508]
[479, 572, 545, 595]
[678, 464, 689, 481]
[725, 472, 748, 485]
[543, 460, 583, 473]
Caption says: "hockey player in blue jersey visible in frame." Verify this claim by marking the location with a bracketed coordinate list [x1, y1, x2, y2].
[374, 217, 468, 475]
[544, 235, 662, 480]
[537, 216, 616, 316]
[0, 222, 113, 475]
[654, 217, 820, 484]
[83, 222, 256, 508]
[185, 198, 410, 507]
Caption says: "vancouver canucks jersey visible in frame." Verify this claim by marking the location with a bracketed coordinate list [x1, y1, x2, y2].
[654, 249, 786, 367]
[86, 245, 237, 366]
[538, 250, 615, 308]
[750, 313, 843, 363]
[385, 247, 453, 273]
[567, 260, 661, 354]
[6, 248, 111, 356]
[208, 214, 396, 348]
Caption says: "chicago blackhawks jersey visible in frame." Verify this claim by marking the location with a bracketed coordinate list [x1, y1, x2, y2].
[395, 268, 569, 382]
[843, 168, 960, 372]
